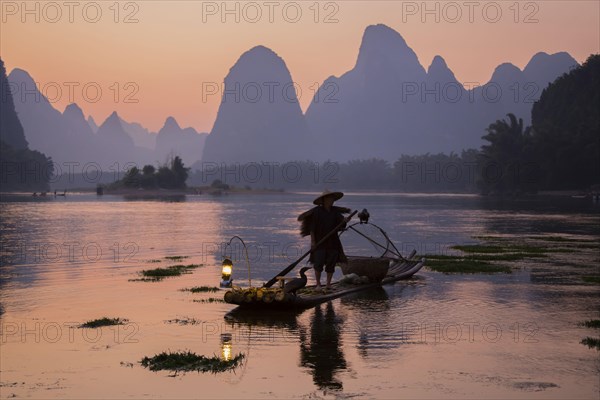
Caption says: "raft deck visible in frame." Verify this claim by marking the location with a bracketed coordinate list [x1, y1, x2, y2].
[223, 256, 425, 310]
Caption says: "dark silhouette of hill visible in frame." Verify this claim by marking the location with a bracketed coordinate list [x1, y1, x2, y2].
[1, 60, 28, 149]
[156, 116, 207, 166]
[0, 58, 52, 191]
[120, 117, 156, 150]
[5, 25, 579, 169]
[305, 24, 578, 161]
[531, 54, 600, 189]
[7, 68, 69, 159]
[6, 67, 204, 170]
[87, 115, 98, 133]
[202, 45, 309, 163]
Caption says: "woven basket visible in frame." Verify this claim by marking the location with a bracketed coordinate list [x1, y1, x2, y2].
[340, 256, 390, 282]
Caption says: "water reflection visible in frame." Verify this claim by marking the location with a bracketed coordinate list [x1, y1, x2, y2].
[299, 302, 347, 391]
[224, 307, 302, 331]
[122, 194, 187, 202]
[341, 288, 391, 358]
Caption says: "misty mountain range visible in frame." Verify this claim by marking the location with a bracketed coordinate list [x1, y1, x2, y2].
[7, 68, 207, 169]
[5, 24, 578, 169]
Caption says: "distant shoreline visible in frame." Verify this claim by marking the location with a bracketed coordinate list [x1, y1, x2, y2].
[101, 186, 286, 197]
[1, 189, 596, 199]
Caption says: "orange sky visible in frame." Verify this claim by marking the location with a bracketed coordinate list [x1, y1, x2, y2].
[1, 0, 598, 132]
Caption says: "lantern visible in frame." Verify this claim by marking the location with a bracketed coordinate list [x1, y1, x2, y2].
[220, 258, 233, 287]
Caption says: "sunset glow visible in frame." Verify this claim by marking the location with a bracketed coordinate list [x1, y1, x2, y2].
[2, 0, 598, 132]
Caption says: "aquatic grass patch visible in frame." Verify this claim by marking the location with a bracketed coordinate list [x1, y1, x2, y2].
[579, 319, 600, 329]
[528, 235, 597, 243]
[164, 255, 189, 261]
[140, 351, 244, 373]
[138, 264, 203, 280]
[462, 253, 544, 261]
[164, 317, 202, 325]
[581, 276, 600, 284]
[580, 337, 600, 350]
[450, 245, 508, 253]
[424, 257, 511, 274]
[80, 317, 128, 328]
[193, 298, 225, 303]
[451, 244, 548, 254]
[472, 235, 512, 241]
[181, 286, 220, 293]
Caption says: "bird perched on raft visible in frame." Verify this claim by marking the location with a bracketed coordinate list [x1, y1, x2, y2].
[284, 266, 312, 295]
[358, 209, 370, 224]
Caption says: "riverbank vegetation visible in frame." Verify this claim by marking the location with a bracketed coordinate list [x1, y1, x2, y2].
[110, 156, 190, 190]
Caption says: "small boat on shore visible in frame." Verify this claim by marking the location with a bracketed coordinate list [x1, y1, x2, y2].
[223, 252, 424, 310]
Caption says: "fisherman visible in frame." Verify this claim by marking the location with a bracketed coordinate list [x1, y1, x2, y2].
[298, 190, 350, 291]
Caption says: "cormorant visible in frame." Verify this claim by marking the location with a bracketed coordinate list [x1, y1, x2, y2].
[358, 208, 370, 224]
[284, 266, 312, 295]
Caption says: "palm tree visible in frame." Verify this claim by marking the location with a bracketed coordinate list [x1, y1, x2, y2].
[479, 113, 536, 195]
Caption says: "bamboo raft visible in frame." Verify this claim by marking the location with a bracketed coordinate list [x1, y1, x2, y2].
[223, 251, 425, 310]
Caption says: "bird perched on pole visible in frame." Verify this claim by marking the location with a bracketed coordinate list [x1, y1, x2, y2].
[284, 267, 312, 295]
[358, 209, 370, 224]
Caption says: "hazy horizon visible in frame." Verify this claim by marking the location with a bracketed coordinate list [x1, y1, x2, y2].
[2, 1, 598, 132]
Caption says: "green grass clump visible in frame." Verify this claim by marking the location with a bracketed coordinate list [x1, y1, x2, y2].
[165, 255, 189, 261]
[165, 317, 201, 325]
[425, 258, 511, 274]
[181, 286, 220, 293]
[579, 320, 600, 329]
[140, 351, 244, 373]
[451, 244, 548, 254]
[80, 317, 128, 328]
[529, 236, 596, 243]
[193, 298, 225, 303]
[580, 337, 600, 350]
[581, 276, 600, 284]
[140, 264, 203, 279]
[450, 245, 507, 253]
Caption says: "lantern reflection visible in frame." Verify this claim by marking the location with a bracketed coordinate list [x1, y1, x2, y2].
[221, 333, 233, 361]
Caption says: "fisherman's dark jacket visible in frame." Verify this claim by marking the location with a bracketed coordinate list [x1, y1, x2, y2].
[298, 206, 349, 263]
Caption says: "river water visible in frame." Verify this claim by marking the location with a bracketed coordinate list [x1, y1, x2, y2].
[0, 192, 598, 399]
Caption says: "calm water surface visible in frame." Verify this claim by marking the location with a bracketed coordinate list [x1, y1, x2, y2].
[0, 193, 598, 399]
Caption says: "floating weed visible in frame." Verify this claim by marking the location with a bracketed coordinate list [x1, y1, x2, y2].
[529, 236, 596, 243]
[129, 277, 162, 282]
[453, 244, 549, 254]
[580, 337, 600, 350]
[147, 259, 162, 263]
[581, 276, 600, 284]
[80, 317, 128, 328]
[181, 286, 220, 293]
[140, 351, 244, 373]
[193, 298, 225, 303]
[450, 245, 508, 253]
[424, 258, 511, 274]
[165, 317, 202, 325]
[139, 264, 204, 280]
[164, 256, 189, 261]
[579, 319, 600, 329]
[472, 235, 512, 241]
